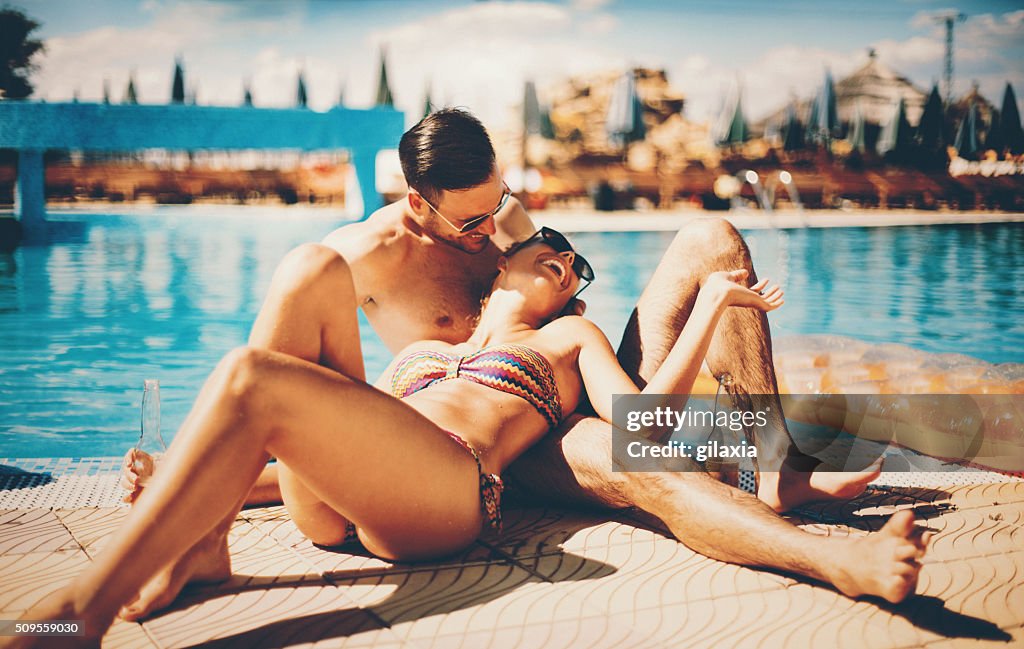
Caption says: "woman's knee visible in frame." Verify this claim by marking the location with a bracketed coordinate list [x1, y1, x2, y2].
[218, 346, 276, 416]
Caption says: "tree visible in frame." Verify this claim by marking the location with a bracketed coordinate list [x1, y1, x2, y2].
[0, 7, 45, 99]
[171, 58, 185, 104]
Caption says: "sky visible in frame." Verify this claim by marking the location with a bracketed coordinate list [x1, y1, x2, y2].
[15, 0, 1024, 131]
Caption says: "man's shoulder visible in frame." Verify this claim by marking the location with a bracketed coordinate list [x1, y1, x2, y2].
[321, 204, 409, 265]
[492, 196, 536, 249]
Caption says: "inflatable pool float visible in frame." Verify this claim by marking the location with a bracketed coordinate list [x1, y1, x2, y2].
[694, 335, 1023, 475]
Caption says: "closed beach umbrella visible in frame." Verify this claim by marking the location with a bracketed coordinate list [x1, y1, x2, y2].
[296, 72, 308, 108]
[848, 101, 866, 153]
[715, 81, 747, 147]
[171, 58, 185, 104]
[525, 80, 556, 140]
[812, 69, 840, 143]
[954, 101, 980, 160]
[124, 74, 138, 104]
[242, 81, 253, 107]
[1000, 82, 1024, 154]
[540, 108, 555, 140]
[375, 49, 394, 107]
[422, 82, 434, 118]
[524, 80, 542, 136]
[782, 104, 804, 151]
[877, 98, 912, 158]
[916, 85, 945, 153]
[805, 95, 819, 146]
[102, 78, 110, 104]
[337, 81, 345, 108]
[606, 69, 646, 149]
[983, 111, 1003, 153]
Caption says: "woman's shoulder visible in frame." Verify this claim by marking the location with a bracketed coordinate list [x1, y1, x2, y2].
[542, 315, 604, 341]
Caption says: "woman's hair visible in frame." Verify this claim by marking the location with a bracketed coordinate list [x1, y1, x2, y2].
[398, 108, 496, 204]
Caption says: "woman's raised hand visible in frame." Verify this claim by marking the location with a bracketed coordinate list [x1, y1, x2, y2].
[703, 269, 784, 312]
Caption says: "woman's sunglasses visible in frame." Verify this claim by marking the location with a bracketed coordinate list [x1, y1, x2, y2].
[510, 227, 595, 296]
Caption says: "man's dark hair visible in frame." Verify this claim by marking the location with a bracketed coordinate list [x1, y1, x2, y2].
[399, 108, 496, 204]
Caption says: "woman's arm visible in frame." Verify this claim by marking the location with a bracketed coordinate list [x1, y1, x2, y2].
[576, 269, 783, 424]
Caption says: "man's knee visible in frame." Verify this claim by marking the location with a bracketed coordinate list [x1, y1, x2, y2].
[675, 218, 746, 256]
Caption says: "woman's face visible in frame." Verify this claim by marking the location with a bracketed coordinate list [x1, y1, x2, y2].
[499, 241, 581, 315]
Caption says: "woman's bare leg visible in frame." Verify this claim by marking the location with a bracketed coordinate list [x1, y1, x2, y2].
[23, 347, 482, 643]
[122, 245, 365, 620]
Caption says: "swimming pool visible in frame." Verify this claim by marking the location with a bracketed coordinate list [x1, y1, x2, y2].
[0, 210, 1021, 457]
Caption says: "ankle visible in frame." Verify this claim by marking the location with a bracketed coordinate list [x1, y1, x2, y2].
[815, 537, 858, 589]
[25, 586, 109, 641]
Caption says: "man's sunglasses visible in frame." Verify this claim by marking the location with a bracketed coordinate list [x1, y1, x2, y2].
[415, 182, 512, 234]
[510, 227, 595, 296]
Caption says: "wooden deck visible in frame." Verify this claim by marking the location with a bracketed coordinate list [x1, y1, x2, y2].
[1, 459, 1022, 648]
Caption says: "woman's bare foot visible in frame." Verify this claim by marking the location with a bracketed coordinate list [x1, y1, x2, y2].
[758, 458, 882, 513]
[118, 530, 231, 621]
[827, 510, 930, 603]
[10, 587, 102, 648]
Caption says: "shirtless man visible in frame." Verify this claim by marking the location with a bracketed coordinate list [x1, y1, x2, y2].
[120, 108, 927, 618]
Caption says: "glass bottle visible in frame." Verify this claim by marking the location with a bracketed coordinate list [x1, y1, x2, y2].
[134, 379, 167, 485]
[703, 373, 739, 487]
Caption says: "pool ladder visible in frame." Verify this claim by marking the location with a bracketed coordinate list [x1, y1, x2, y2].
[731, 169, 806, 225]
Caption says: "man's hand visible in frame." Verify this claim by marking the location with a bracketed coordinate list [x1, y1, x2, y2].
[120, 448, 154, 504]
[559, 297, 587, 318]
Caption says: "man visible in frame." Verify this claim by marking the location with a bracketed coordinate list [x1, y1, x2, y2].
[122, 108, 927, 617]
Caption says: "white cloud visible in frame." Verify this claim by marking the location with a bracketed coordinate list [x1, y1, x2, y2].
[365, 2, 623, 128]
[671, 45, 864, 123]
[26, 1, 1022, 137]
[672, 7, 1022, 126]
[33, 1, 305, 105]
[872, 36, 943, 67]
[580, 13, 618, 36]
[909, 8, 962, 31]
[572, 0, 613, 12]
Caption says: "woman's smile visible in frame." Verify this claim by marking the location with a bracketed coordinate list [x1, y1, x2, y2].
[538, 254, 569, 288]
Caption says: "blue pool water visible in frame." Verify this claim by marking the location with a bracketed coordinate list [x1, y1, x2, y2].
[0, 210, 1021, 457]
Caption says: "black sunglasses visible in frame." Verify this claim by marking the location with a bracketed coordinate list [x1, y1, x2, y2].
[510, 227, 595, 295]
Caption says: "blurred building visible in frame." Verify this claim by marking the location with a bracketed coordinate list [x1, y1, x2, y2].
[497, 67, 715, 173]
[758, 51, 928, 146]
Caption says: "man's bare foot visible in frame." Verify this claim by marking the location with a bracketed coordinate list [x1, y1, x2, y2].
[828, 510, 930, 603]
[758, 458, 882, 513]
[118, 530, 231, 621]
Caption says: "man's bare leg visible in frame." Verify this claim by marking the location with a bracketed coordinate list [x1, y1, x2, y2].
[616, 218, 879, 510]
[507, 219, 917, 601]
[515, 415, 925, 602]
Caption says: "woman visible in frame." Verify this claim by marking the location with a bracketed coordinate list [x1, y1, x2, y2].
[15, 227, 782, 645]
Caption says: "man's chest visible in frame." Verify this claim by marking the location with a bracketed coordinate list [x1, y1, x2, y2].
[359, 252, 496, 345]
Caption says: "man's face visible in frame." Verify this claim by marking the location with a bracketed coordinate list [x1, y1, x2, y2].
[412, 170, 504, 254]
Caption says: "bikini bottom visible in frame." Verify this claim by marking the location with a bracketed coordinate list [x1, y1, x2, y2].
[341, 429, 504, 544]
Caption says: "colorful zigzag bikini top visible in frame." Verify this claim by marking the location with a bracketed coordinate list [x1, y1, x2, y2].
[390, 343, 562, 429]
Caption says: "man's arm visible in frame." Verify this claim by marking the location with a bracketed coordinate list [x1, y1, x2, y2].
[492, 196, 538, 249]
